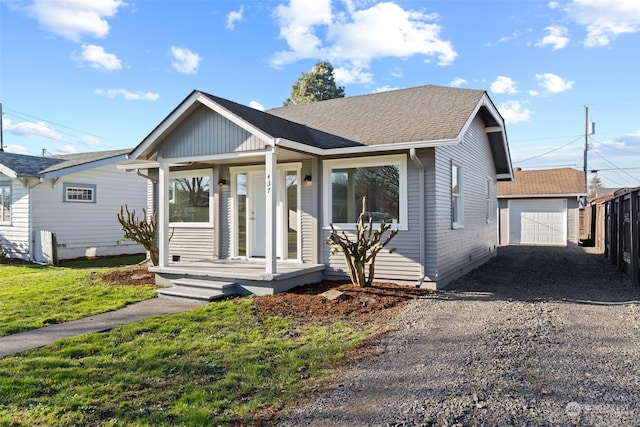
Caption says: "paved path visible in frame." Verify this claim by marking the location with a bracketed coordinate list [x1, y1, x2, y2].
[0, 297, 205, 357]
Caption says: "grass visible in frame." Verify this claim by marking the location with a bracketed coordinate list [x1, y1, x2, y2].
[0, 298, 369, 426]
[0, 255, 157, 336]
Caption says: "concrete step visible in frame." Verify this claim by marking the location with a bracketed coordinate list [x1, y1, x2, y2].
[157, 278, 237, 301]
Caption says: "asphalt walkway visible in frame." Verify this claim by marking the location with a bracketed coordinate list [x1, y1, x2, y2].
[0, 297, 206, 357]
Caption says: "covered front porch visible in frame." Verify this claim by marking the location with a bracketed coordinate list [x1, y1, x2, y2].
[152, 259, 325, 298]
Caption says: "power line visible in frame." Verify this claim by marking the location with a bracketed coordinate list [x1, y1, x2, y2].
[513, 136, 583, 164]
[4, 109, 107, 141]
[590, 149, 639, 182]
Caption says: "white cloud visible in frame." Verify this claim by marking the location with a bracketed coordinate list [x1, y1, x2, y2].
[372, 85, 400, 93]
[26, 0, 125, 41]
[3, 145, 30, 155]
[592, 130, 640, 151]
[390, 67, 403, 78]
[170, 46, 202, 75]
[450, 77, 467, 88]
[490, 76, 519, 94]
[56, 145, 77, 154]
[566, 0, 640, 47]
[3, 117, 63, 140]
[271, 0, 457, 84]
[78, 135, 104, 146]
[536, 26, 570, 50]
[226, 6, 244, 29]
[498, 100, 533, 124]
[548, 2, 560, 9]
[249, 101, 265, 111]
[94, 88, 160, 101]
[74, 44, 122, 71]
[535, 72, 575, 93]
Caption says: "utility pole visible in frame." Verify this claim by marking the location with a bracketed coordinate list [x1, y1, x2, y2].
[583, 105, 588, 204]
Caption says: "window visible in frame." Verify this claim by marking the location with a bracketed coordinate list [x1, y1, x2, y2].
[451, 163, 463, 228]
[169, 169, 212, 225]
[486, 177, 494, 223]
[64, 183, 96, 203]
[0, 185, 10, 223]
[324, 155, 407, 229]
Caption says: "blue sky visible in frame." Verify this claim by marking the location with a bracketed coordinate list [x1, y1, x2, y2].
[1, 0, 639, 188]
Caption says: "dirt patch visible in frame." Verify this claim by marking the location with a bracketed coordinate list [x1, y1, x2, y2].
[102, 268, 156, 286]
[254, 280, 431, 324]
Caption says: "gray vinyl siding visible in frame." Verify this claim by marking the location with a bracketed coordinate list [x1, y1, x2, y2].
[321, 153, 422, 284]
[168, 228, 215, 261]
[0, 177, 30, 259]
[157, 105, 266, 159]
[30, 164, 147, 259]
[428, 116, 499, 287]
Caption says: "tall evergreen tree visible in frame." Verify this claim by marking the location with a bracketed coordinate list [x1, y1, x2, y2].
[283, 61, 345, 106]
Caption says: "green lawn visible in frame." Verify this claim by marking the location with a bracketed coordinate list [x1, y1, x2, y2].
[0, 256, 157, 336]
[0, 298, 368, 426]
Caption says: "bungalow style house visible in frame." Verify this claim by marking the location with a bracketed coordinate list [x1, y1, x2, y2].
[0, 149, 147, 263]
[497, 167, 586, 246]
[126, 85, 513, 298]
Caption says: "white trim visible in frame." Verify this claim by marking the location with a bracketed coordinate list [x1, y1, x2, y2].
[168, 168, 214, 228]
[498, 193, 586, 199]
[451, 161, 463, 229]
[323, 154, 408, 230]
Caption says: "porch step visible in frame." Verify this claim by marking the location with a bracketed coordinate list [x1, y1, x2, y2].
[158, 278, 238, 301]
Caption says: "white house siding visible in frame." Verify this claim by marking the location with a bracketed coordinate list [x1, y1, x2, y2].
[0, 176, 30, 259]
[30, 165, 147, 260]
[157, 105, 265, 159]
[168, 228, 215, 261]
[321, 153, 423, 284]
[428, 116, 499, 287]
[498, 199, 509, 246]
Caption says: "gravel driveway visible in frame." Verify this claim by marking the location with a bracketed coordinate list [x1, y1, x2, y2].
[280, 246, 640, 426]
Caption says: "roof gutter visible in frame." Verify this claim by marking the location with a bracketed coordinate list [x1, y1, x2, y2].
[409, 148, 426, 287]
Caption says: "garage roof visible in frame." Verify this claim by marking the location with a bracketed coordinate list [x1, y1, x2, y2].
[498, 167, 586, 197]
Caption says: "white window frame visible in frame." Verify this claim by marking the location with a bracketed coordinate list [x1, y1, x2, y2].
[323, 154, 408, 230]
[486, 177, 495, 223]
[0, 185, 10, 224]
[451, 162, 463, 229]
[63, 183, 96, 204]
[168, 168, 214, 228]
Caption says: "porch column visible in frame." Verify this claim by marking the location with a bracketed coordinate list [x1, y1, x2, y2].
[265, 146, 277, 275]
[157, 158, 169, 267]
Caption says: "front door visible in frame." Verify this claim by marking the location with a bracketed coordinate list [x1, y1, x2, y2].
[249, 171, 266, 257]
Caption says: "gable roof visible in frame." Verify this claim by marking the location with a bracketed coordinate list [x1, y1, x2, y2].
[0, 149, 130, 181]
[130, 85, 512, 178]
[497, 167, 586, 197]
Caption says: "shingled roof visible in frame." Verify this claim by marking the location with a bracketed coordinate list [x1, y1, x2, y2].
[497, 167, 586, 197]
[268, 85, 492, 146]
[0, 149, 130, 179]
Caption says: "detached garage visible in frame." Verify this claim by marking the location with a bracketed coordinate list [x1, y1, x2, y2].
[498, 168, 586, 246]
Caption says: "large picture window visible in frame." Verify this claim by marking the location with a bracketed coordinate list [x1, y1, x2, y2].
[0, 185, 10, 223]
[324, 155, 407, 229]
[169, 169, 212, 225]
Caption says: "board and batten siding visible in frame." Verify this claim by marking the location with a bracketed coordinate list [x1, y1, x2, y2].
[30, 165, 147, 259]
[0, 176, 30, 259]
[321, 153, 422, 284]
[428, 116, 499, 287]
[157, 105, 266, 159]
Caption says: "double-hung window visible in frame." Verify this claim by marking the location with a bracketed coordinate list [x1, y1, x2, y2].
[169, 169, 212, 226]
[324, 154, 407, 229]
[451, 162, 463, 228]
[0, 185, 10, 223]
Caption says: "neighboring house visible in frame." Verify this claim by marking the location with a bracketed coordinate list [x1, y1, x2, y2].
[0, 149, 148, 263]
[126, 84, 513, 297]
[497, 167, 586, 246]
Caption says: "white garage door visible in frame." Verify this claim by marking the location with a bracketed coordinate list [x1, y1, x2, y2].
[509, 199, 567, 246]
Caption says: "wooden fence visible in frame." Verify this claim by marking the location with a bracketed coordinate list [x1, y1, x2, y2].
[604, 187, 640, 286]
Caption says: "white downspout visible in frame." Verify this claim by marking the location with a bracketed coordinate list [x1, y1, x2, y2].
[409, 148, 426, 287]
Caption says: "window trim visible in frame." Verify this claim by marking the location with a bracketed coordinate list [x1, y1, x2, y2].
[323, 154, 407, 230]
[486, 177, 495, 224]
[0, 184, 11, 224]
[451, 162, 463, 229]
[63, 183, 97, 204]
[168, 168, 214, 228]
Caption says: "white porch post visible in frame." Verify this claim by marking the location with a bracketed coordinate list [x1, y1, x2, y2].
[265, 146, 277, 275]
[157, 158, 169, 267]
